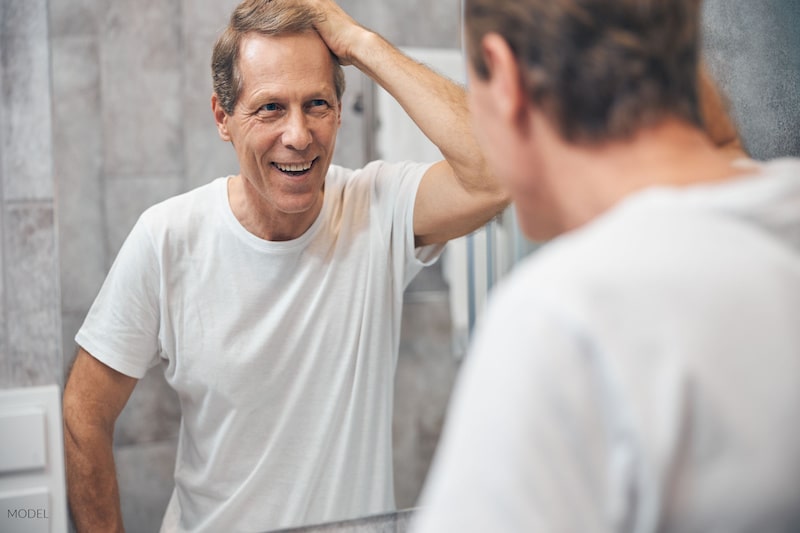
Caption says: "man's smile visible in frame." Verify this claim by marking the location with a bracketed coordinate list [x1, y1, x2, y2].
[272, 159, 316, 176]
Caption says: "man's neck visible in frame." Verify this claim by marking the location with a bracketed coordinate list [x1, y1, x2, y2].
[226, 175, 324, 242]
[540, 118, 749, 234]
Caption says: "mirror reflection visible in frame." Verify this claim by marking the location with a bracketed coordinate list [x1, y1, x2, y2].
[59, 0, 497, 531]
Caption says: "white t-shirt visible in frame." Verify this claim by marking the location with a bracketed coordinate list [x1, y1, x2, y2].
[77, 161, 443, 532]
[412, 158, 800, 533]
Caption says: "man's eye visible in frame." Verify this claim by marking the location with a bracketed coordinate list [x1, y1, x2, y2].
[260, 103, 279, 112]
[310, 99, 328, 108]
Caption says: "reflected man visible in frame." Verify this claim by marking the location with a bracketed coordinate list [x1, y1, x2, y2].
[62, 0, 507, 531]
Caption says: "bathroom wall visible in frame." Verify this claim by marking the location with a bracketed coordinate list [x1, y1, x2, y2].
[1, 0, 798, 532]
[0, 0, 62, 388]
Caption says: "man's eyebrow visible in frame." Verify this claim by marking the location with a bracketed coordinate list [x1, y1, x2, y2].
[247, 87, 336, 103]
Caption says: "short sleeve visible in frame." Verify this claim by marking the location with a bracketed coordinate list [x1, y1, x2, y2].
[75, 213, 162, 379]
[367, 160, 445, 288]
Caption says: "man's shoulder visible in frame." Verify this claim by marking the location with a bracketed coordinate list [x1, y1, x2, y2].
[136, 177, 227, 238]
[497, 202, 692, 305]
[142, 178, 224, 217]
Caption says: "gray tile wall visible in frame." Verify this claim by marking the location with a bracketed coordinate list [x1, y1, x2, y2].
[2, 0, 55, 202]
[0, 0, 62, 389]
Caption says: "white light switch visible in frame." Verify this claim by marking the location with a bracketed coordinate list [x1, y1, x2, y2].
[0, 409, 47, 474]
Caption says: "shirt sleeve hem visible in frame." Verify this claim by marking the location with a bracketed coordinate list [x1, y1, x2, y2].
[74, 331, 152, 380]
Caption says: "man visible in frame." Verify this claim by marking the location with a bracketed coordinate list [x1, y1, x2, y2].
[62, 1, 507, 531]
[412, 0, 800, 532]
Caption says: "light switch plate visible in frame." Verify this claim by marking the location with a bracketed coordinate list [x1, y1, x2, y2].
[0, 385, 68, 533]
[0, 409, 47, 474]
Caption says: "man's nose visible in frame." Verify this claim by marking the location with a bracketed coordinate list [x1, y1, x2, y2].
[281, 110, 312, 151]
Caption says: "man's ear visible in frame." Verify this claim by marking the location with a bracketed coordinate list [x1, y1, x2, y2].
[211, 93, 232, 142]
[480, 33, 528, 132]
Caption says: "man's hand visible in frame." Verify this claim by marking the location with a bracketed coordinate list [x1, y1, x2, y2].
[301, 0, 370, 67]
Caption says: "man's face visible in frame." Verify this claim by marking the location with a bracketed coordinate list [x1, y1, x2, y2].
[467, 58, 533, 223]
[467, 50, 557, 242]
[218, 31, 342, 221]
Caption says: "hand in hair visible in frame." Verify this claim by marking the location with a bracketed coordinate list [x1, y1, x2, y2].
[300, 0, 371, 66]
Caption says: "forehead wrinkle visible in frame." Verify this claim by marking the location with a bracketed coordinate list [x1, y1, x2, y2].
[237, 33, 338, 108]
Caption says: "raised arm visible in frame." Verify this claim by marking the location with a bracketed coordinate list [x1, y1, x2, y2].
[63, 348, 138, 532]
[308, 0, 509, 246]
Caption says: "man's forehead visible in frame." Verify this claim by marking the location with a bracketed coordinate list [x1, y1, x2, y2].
[236, 33, 337, 102]
[238, 30, 329, 59]
[238, 32, 333, 76]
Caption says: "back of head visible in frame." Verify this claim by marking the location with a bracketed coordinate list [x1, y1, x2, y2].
[212, 0, 346, 115]
[464, 0, 703, 144]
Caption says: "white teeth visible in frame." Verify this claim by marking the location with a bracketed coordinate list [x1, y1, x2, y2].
[276, 161, 313, 172]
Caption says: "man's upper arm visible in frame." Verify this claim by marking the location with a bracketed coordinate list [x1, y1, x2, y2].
[413, 161, 509, 247]
[63, 348, 138, 432]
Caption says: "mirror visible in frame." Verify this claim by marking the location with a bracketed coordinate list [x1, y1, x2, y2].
[52, 0, 466, 531]
[37, 0, 799, 531]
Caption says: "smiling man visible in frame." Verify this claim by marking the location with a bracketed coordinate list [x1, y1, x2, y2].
[62, 1, 508, 532]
